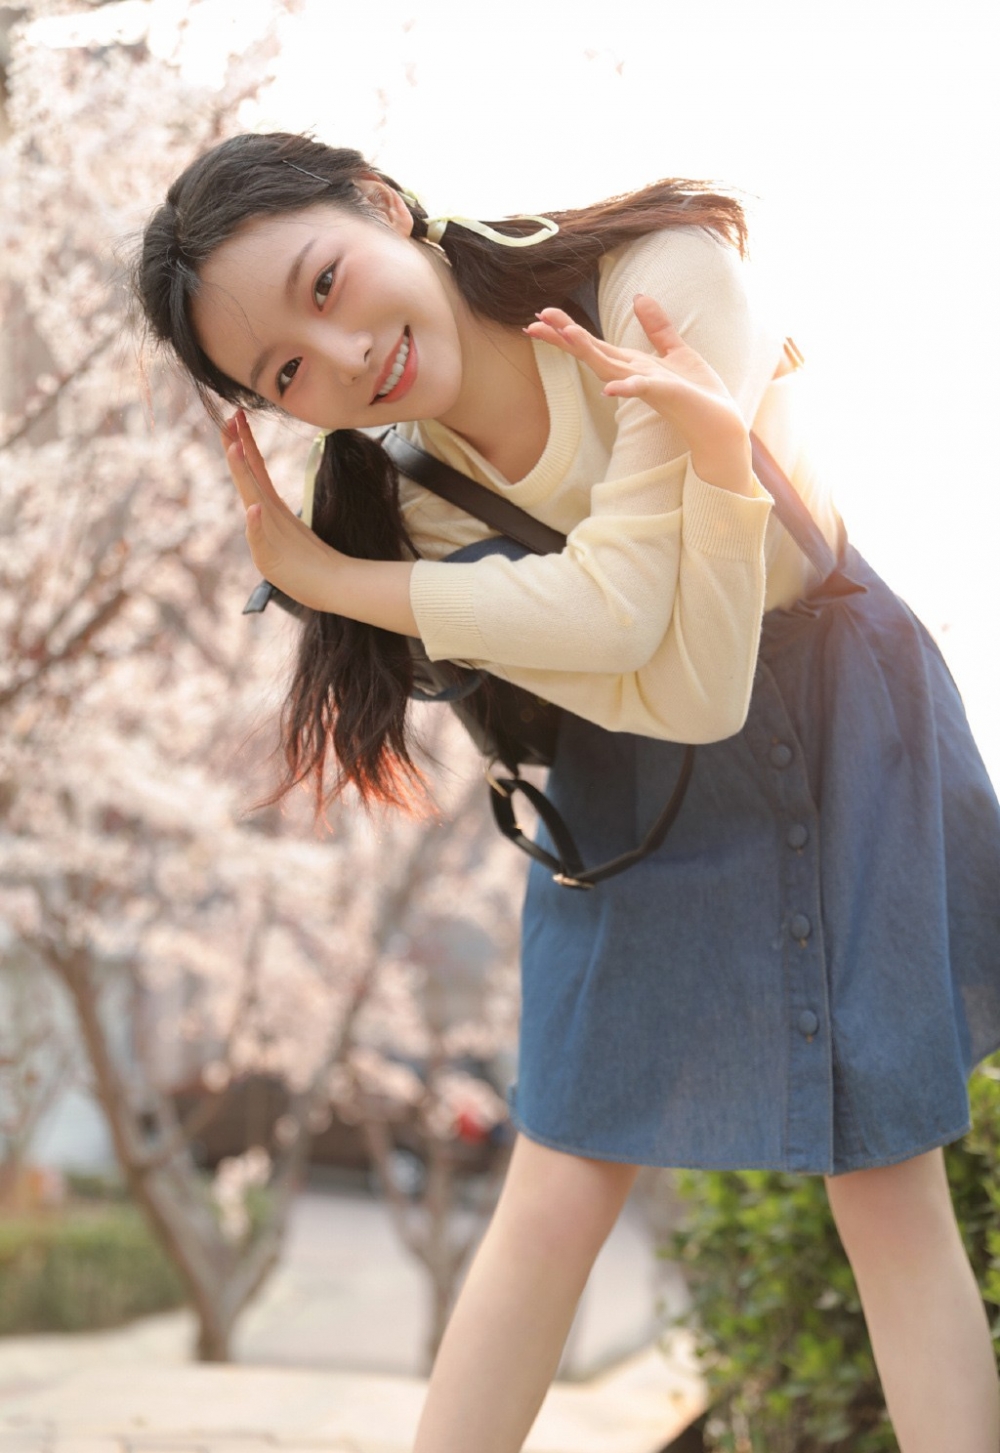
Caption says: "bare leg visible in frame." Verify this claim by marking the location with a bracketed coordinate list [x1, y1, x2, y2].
[825, 1148, 999, 1453]
[413, 1133, 638, 1453]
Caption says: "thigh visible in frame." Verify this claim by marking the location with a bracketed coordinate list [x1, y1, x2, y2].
[493, 1133, 639, 1256]
[824, 1149, 959, 1257]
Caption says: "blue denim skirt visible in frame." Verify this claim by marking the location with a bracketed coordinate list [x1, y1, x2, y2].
[512, 545, 1000, 1175]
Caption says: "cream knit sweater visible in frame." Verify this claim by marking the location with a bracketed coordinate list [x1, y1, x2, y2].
[358, 228, 839, 744]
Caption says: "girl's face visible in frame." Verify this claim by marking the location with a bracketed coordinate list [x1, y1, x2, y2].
[190, 184, 467, 432]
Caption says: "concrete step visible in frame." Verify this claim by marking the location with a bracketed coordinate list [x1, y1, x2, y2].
[0, 1336, 706, 1453]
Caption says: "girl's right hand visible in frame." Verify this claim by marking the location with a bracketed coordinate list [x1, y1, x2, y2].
[223, 410, 419, 636]
[525, 295, 754, 495]
[222, 410, 346, 612]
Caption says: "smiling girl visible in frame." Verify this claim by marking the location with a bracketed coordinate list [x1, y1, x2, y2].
[136, 132, 1000, 1452]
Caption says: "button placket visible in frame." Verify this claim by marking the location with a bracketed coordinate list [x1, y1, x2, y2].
[747, 712, 833, 1170]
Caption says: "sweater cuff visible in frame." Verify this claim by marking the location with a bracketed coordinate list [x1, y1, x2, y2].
[410, 560, 490, 662]
[682, 458, 772, 559]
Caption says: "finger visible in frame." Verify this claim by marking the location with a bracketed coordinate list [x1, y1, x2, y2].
[525, 313, 594, 353]
[530, 309, 630, 361]
[632, 294, 685, 356]
[533, 306, 580, 332]
[234, 410, 286, 511]
[527, 318, 638, 383]
[224, 434, 260, 512]
[603, 373, 674, 402]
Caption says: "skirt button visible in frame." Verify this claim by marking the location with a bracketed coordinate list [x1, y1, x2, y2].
[790, 912, 812, 941]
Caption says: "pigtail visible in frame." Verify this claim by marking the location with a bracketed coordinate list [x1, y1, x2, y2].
[425, 180, 749, 328]
[279, 429, 423, 811]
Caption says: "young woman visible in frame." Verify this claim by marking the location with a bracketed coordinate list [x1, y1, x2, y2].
[136, 132, 1000, 1452]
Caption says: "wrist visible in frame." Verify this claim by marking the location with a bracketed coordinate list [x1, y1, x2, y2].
[324, 553, 419, 636]
[690, 428, 753, 497]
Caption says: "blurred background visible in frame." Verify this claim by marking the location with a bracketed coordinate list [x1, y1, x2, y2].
[1, 0, 997, 1436]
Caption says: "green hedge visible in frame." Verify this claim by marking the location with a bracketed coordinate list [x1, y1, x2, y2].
[0, 1202, 186, 1335]
[668, 1056, 1000, 1452]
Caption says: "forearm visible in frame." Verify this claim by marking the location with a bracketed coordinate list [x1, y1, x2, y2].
[410, 459, 771, 672]
[317, 554, 419, 636]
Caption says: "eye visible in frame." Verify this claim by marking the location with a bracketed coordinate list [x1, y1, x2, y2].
[276, 358, 301, 396]
[313, 266, 335, 306]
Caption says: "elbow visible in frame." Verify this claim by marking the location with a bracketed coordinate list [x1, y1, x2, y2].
[688, 679, 754, 744]
[692, 698, 751, 745]
[653, 672, 753, 745]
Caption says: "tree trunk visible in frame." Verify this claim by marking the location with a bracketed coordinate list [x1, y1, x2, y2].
[51, 944, 305, 1362]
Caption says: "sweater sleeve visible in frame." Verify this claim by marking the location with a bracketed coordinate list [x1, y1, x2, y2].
[408, 228, 784, 741]
[440, 461, 774, 744]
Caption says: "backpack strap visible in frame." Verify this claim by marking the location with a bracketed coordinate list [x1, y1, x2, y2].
[415, 533, 696, 889]
[486, 747, 696, 889]
[380, 431, 567, 555]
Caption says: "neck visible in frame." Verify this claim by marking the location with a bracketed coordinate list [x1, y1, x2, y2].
[435, 282, 549, 479]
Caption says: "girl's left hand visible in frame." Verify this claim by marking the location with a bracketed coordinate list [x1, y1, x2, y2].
[525, 295, 752, 493]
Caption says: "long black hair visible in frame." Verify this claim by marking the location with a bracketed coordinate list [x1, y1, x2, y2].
[135, 132, 748, 809]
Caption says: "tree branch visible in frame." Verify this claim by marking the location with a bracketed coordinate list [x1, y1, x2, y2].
[0, 331, 119, 454]
[0, 588, 129, 712]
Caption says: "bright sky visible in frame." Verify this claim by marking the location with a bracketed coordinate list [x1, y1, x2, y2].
[29, 0, 1000, 779]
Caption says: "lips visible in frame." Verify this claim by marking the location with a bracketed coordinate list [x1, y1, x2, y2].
[371, 327, 417, 406]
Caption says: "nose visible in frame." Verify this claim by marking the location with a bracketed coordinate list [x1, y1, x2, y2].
[315, 322, 373, 386]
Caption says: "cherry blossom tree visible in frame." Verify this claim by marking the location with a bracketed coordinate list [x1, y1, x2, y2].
[0, 0, 525, 1363]
[0, 936, 83, 1209]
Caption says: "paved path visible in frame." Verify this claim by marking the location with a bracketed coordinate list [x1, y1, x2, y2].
[234, 1186, 686, 1379]
[0, 1188, 685, 1390]
[0, 1185, 705, 1451]
[0, 1340, 705, 1453]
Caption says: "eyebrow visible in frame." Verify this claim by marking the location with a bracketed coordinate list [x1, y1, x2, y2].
[248, 237, 317, 393]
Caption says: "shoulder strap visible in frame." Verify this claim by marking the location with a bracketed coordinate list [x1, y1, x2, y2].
[381, 430, 566, 555]
[750, 436, 837, 581]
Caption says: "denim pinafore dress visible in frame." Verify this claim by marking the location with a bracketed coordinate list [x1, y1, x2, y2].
[509, 467, 1000, 1176]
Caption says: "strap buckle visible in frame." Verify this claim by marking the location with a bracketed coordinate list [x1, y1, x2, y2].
[485, 767, 512, 798]
[552, 872, 593, 891]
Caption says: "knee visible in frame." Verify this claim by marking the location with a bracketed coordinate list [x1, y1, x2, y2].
[493, 1134, 639, 1264]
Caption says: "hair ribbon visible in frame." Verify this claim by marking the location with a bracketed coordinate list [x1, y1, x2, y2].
[424, 214, 559, 247]
[301, 432, 327, 529]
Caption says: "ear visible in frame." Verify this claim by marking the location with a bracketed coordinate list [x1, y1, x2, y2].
[356, 176, 414, 239]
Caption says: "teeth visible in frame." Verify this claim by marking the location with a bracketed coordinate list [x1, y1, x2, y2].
[376, 331, 410, 398]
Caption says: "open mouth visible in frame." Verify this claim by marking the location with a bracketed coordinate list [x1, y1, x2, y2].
[373, 328, 413, 403]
